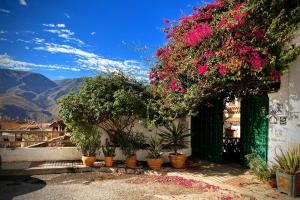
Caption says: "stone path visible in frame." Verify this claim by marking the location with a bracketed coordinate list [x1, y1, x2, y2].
[0, 158, 295, 199]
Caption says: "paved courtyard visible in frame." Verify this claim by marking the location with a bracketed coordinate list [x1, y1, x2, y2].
[0, 159, 295, 200]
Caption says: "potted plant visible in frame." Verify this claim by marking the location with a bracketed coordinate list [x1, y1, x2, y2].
[117, 132, 145, 168]
[146, 135, 164, 171]
[102, 139, 116, 167]
[274, 146, 300, 197]
[245, 153, 277, 188]
[70, 124, 101, 167]
[159, 122, 191, 169]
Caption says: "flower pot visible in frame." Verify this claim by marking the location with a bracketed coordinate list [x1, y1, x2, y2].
[104, 156, 114, 167]
[276, 171, 300, 197]
[267, 178, 277, 188]
[82, 155, 96, 167]
[147, 158, 163, 171]
[126, 155, 137, 168]
[169, 154, 187, 169]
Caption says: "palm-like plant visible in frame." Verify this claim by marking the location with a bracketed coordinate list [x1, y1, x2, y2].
[274, 146, 300, 175]
[159, 122, 190, 155]
[147, 135, 163, 159]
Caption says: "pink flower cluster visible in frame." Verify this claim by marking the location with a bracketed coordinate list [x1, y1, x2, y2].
[203, 51, 214, 59]
[216, 63, 228, 76]
[154, 175, 220, 192]
[156, 48, 164, 57]
[183, 23, 212, 47]
[238, 45, 268, 70]
[198, 64, 208, 74]
[269, 69, 280, 82]
[169, 79, 186, 93]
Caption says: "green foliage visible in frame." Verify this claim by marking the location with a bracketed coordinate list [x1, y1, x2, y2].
[245, 153, 276, 181]
[274, 146, 300, 174]
[116, 132, 146, 157]
[102, 145, 116, 157]
[159, 122, 190, 155]
[149, 0, 300, 122]
[147, 135, 163, 159]
[70, 125, 101, 156]
[59, 72, 150, 140]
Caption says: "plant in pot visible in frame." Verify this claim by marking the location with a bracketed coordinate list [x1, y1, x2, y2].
[102, 139, 116, 167]
[245, 153, 277, 188]
[70, 124, 101, 167]
[146, 135, 164, 171]
[273, 146, 300, 197]
[159, 122, 191, 169]
[116, 131, 145, 168]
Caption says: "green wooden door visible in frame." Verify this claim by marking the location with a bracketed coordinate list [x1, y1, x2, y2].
[191, 99, 224, 163]
[240, 95, 269, 164]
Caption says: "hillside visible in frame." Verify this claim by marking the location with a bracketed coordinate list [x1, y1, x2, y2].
[0, 68, 82, 122]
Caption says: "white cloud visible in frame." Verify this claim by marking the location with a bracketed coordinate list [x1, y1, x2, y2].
[91, 32, 96, 36]
[0, 9, 10, 14]
[43, 24, 55, 28]
[25, 46, 30, 50]
[57, 24, 65, 28]
[0, 38, 7, 41]
[16, 39, 31, 43]
[0, 54, 80, 72]
[65, 13, 70, 19]
[33, 38, 45, 43]
[44, 27, 84, 46]
[35, 43, 147, 77]
[0, 30, 7, 34]
[43, 24, 66, 28]
[19, 0, 27, 6]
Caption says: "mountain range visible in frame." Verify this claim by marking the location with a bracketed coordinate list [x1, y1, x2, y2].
[0, 68, 83, 122]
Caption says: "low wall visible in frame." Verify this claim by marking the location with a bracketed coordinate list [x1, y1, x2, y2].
[0, 147, 191, 163]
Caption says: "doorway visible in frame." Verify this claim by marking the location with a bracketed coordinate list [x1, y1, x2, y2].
[191, 95, 269, 165]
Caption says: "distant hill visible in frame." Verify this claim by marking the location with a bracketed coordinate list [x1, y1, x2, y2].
[0, 68, 83, 122]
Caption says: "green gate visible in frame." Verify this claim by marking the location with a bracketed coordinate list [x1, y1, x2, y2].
[191, 99, 224, 163]
[240, 95, 269, 164]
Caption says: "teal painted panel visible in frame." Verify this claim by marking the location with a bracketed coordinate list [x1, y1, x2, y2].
[191, 99, 224, 163]
[240, 95, 269, 164]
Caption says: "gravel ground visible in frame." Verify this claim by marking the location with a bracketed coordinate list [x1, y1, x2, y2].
[0, 172, 242, 200]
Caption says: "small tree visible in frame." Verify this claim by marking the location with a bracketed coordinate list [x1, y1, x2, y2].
[59, 72, 149, 142]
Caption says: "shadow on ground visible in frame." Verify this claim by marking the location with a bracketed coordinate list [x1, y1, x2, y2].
[0, 175, 46, 200]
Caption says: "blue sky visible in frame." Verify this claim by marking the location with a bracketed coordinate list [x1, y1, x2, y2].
[0, 0, 211, 80]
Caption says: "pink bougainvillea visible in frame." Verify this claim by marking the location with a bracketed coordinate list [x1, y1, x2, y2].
[198, 64, 208, 74]
[183, 23, 212, 47]
[149, 0, 286, 118]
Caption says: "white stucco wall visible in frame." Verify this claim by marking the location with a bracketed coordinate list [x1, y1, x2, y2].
[268, 46, 300, 164]
[0, 117, 192, 162]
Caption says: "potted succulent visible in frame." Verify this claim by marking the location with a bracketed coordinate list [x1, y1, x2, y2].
[245, 153, 277, 188]
[146, 135, 164, 171]
[159, 122, 191, 169]
[117, 132, 145, 168]
[274, 146, 300, 197]
[70, 124, 101, 167]
[102, 139, 116, 167]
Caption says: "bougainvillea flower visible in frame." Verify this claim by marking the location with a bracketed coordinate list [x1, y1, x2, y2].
[198, 64, 208, 74]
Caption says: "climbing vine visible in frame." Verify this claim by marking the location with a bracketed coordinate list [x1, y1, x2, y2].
[149, 0, 300, 121]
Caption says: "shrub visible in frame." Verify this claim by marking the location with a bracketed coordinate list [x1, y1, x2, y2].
[274, 146, 300, 175]
[70, 125, 101, 157]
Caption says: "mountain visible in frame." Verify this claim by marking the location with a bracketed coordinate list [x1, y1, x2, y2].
[0, 68, 82, 122]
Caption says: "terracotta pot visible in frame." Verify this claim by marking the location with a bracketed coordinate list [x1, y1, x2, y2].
[267, 178, 277, 188]
[104, 156, 114, 167]
[82, 155, 96, 167]
[147, 158, 163, 171]
[169, 154, 187, 169]
[126, 155, 137, 168]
